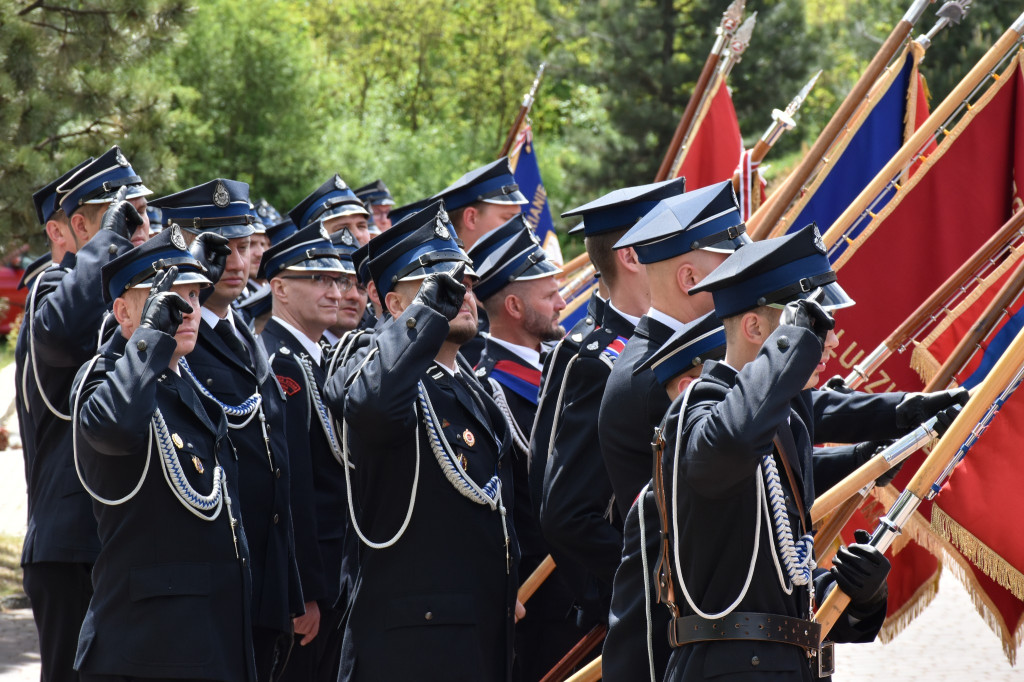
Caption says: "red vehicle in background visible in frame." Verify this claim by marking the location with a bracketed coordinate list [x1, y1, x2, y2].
[0, 246, 33, 337]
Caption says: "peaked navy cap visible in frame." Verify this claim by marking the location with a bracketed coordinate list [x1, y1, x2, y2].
[18, 253, 55, 291]
[367, 200, 474, 299]
[100, 225, 211, 304]
[288, 174, 368, 230]
[149, 179, 256, 239]
[432, 157, 527, 212]
[253, 198, 283, 234]
[236, 283, 273, 318]
[690, 223, 855, 319]
[355, 179, 396, 206]
[562, 177, 686, 236]
[635, 312, 726, 386]
[329, 227, 359, 276]
[266, 217, 298, 246]
[259, 223, 344, 281]
[352, 242, 372, 286]
[469, 215, 560, 301]
[388, 195, 433, 225]
[56, 146, 152, 216]
[614, 180, 750, 262]
[33, 157, 93, 225]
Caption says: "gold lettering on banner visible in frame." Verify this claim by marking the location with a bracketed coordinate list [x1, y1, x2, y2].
[839, 342, 865, 370]
[829, 329, 896, 393]
[526, 185, 547, 230]
[864, 371, 897, 394]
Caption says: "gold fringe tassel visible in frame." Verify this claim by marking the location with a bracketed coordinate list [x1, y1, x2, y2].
[878, 567, 940, 643]
[910, 344, 942, 386]
[931, 505, 1024, 601]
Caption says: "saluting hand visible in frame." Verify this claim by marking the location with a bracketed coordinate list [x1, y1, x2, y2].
[780, 298, 835, 347]
[139, 266, 193, 337]
[412, 262, 467, 321]
[189, 232, 232, 285]
[99, 186, 144, 240]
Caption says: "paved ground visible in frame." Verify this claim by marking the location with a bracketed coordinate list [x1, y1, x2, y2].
[0, 364, 1019, 680]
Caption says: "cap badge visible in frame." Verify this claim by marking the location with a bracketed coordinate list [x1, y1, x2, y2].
[462, 429, 476, 447]
[172, 433, 184, 449]
[812, 226, 826, 254]
[192, 455, 205, 474]
[170, 225, 187, 251]
[319, 225, 331, 240]
[213, 182, 231, 208]
[257, 204, 268, 217]
[434, 214, 451, 241]
[115, 148, 129, 167]
[334, 175, 347, 191]
[341, 230, 354, 246]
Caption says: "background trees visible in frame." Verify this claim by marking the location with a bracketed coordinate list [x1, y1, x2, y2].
[0, 0, 1019, 253]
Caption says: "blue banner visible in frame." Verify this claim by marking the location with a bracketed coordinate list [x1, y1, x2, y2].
[511, 125, 563, 265]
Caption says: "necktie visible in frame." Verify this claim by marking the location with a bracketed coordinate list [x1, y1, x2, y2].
[214, 319, 250, 365]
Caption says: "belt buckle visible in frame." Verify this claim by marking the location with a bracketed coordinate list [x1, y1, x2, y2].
[816, 640, 835, 678]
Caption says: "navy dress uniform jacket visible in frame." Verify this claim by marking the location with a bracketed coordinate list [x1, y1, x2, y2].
[18, 231, 132, 567]
[72, 327, 255, 681]
[325, 303, 519, 682]
[183, 313, 304, 633]
[527, 291, 602, 521]
[660, 325, 893, 682]
[261, 318, 353, 610]
[598, 313, 674, 518]
[540, 304, 634, 612]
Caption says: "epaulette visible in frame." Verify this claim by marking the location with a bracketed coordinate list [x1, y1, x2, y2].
[576, 327, 630, 369]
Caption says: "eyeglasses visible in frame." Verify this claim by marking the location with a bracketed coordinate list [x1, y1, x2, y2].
[282, 274, 357, 292]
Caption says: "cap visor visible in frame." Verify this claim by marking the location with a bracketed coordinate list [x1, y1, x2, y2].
[84, 184, 154, 204]
[131, 271, 213, 291]
[181, 223, 256, 239]
[795, 281, 855, 312]
[399, 260, 478, 283]
[700, 234, 753, 254]
[483, 190, 528, 206]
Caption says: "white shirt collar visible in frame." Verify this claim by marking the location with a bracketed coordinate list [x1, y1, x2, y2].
[609, 301, 642, 328]
[646, 307, 686, 333]
[322, 329, 341, 346]
[487, 336, 541, 369]
[271, 315, 323, 364]
[200, 306, 230, 330]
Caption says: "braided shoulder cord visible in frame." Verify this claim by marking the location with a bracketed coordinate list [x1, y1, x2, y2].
[297, 355, 349, 469]
[487, 377, 530, 457]
[24, 274, 71, 421]
[761, 453, 815, 590]
[179, 357, 263, 428]
[637, 483, 657, 682]
[152, 407, 225, 521]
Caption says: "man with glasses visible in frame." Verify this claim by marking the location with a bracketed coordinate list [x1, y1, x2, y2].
[323, 227, 369, 346]
[260, 225, 353, 682]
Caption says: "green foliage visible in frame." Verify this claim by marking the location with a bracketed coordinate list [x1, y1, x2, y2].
[0, 0, 1020, 250]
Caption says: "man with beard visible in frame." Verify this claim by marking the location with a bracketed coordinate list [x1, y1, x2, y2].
[468, 216, 583, 681]
[324, 201, 519, 682]
[148, 179, 304, 681]
[260, 225, 353, 682]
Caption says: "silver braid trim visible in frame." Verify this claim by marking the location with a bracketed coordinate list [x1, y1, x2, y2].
[298, 354, 349, 469]
[179, 357, 262, 428]
[487, 377, 530, 457]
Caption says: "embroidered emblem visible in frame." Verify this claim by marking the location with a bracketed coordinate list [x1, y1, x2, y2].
[172, 433, 184, 449]
[276, 374, 302, 396]
[812, 225, 826, 254]
[192, 455, 204, 474]
[340, 229, 354, 246]
[475, 367, 487, 377]
[334, 175, 347, 191]
[115, 148, 129, 167]
[279, 346, 291, 355]
[213, 181, 230, 208]
[571, 333, 583, 343]
[170, 225, 187, 251]
[434, 216, 451, 241]
[586, 341, 599, 351]
[463, 429, 476, 447]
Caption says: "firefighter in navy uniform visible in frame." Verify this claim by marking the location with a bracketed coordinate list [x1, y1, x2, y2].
[259, 224, 354, 682]
[354, 179, 396, 233]
[73, 227, 255, 682]
[539, 179, 684, 629]
[18, 150, 152, 682]
[148, 179, 304, 681]
[469, 217, 585, 680]
[323, 201, 519, 682]
[656, 225, 968, 681]
[600, 181, 750, 517]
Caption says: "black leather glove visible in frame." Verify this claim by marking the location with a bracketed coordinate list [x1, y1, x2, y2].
[895, 387, 970, 430]
[932, 404, 962, 437]
[851, 440, 901, 487]
[412, 262, 467, 321]
[99, 186, 144, 240]
[831, 529, 890, 607]
[189, 232, 231, 286]
[139, 266, 193, 337]
[779, 298, 835, 346]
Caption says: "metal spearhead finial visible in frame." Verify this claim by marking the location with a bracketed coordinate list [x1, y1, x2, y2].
[917, 0, 972, 48]
[784, 70, 822, 118]
[729, 12, 757, 59]
[721, 0, 746, 35]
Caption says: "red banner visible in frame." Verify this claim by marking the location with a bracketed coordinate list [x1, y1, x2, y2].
[675, 81, 743, 189]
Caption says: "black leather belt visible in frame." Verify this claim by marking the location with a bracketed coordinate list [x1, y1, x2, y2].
[670, 612, 822, 651]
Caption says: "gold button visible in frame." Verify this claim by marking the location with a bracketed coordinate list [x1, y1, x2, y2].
[424, 612, 433, 621]
[137, 340, 148, 351]
[406, 318, 416, 329]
